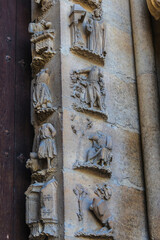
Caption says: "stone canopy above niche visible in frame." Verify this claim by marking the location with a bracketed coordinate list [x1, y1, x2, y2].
[69, 4, 106, 65]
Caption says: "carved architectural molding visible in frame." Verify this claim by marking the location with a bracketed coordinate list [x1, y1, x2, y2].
[73, 131, 113, 175]
[69, 4, 106, 65]
[146, 0, 160, 20]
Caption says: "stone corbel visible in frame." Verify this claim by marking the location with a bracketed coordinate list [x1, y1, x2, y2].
[146, 0, 160, 20]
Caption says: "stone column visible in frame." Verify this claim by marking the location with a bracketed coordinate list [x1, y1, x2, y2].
[130, 0, 160, 239]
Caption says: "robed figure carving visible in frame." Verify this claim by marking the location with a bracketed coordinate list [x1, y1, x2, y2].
[84, 66, 104, 111]
[87, 132, 112, 168]
[33, 69, 53, 115]
[86, 9, 106, 56]
[38, 123, 57, 169]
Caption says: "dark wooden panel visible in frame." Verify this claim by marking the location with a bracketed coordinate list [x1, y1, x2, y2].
[0, 0, 16, 239]
[14, 0, 33, 239]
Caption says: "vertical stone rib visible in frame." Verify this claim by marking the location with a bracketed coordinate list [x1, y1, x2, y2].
[130, 0, 160, 239]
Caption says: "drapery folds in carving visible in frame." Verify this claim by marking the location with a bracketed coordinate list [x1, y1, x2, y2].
[146, 0, 160, 19]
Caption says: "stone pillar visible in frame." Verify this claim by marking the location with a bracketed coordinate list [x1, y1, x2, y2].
[130, 0, 160, 239]
[26, 0, 149, 240]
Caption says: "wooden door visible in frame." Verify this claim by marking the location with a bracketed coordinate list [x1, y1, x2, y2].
[0, 1, 33, 239]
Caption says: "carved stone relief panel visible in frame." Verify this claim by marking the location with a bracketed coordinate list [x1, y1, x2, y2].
[28, 20, 56, 74]
[73, 131, 113, 175]
[69, 4, 106, 64]
[73, 0, 102, 11]
[71, 66, 108, 120]
[74, 184, 114, 239]
[25, 179, 58, 239]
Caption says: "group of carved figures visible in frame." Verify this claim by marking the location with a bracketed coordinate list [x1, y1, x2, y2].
[26, 0, 114, 239]
[26, 1, 59, 239]
[70, 4, 106, 63]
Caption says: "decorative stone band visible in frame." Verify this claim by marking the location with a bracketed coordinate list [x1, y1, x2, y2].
[146, 0, 160, 20]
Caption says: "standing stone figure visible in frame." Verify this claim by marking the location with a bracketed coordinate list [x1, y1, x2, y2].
[86, 9, 106, 56]
[33, 69, 53, 114]
[84, 66, 104, 110]
[38, 123, 57, 169]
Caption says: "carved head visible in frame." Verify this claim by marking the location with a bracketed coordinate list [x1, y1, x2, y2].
[95, 184, 112, 200]
[36, 69, 50, 84]
[93, 8, 102, 19]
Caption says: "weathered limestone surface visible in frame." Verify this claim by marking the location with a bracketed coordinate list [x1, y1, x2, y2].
[61, 0, 148, 239]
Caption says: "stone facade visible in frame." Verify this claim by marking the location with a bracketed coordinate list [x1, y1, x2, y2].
[25, 0, 160, 240]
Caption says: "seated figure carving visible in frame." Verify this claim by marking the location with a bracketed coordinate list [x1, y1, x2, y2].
[73, 131, 113, 175]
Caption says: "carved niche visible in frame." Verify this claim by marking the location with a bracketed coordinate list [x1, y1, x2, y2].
[25, 179, 58, 239]
[26, 123, 57, 180]
[71, 66, 108, 120]
[28, 20, 56, 74]
[69, 4, 106, 64]
[75, 184, 114, 239]
[35, 0, 53, 12]
[73, 131, 113, 175]
[146, 0, 160, 20]
[32, 68, 55, 121]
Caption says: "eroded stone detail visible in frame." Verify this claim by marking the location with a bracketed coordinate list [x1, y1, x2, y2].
[26, 123, 57, 175]
[71, 66, 108, 120]
[73, 0, 102, 11]
[25, 179, 58, 239]
[33, 69, 55, 120]
[69, 4, 106, 64]
[35, 0, 53, 12]
[73, 131, 113, 175]
[28, 20, 56, 74]
[73, 184, 88, 221]
[75, 184, 114, 238]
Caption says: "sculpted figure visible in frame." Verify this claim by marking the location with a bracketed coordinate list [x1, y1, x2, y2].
[69, 5, 86, 47]
[87, 132, 112, 167]
[86, 9, 106, 56]
[28, 20, 52, 34]
[38, 123, 57, 169]
[84, 66, 104, 110]
[90, 184, 113, 232]
[33, 69, 53, 114]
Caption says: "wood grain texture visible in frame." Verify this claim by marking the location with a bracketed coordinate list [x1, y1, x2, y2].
[0, 0, 33, 239]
